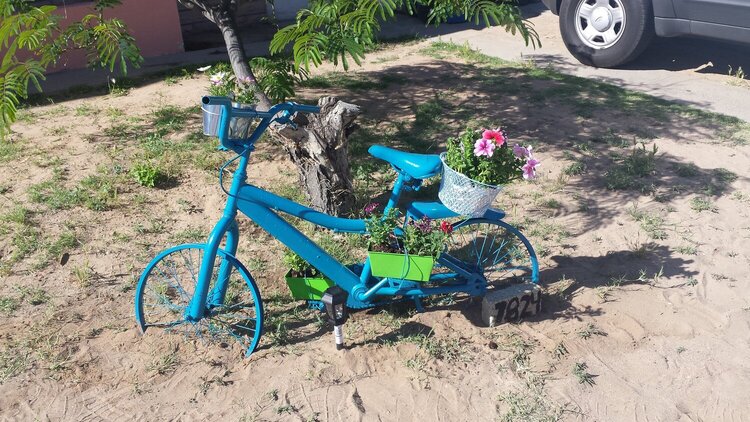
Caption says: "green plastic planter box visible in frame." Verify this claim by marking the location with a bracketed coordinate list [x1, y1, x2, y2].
[368, 252, 435, 282]
[284, 271, 334, 301]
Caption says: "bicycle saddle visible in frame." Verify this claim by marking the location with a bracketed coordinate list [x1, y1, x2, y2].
[368, 145, 442, 180]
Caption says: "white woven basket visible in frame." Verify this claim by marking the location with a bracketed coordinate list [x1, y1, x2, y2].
[438, 153, 503, 217]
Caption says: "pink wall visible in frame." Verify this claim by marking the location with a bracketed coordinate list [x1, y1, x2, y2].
[46, 0, 184, 73]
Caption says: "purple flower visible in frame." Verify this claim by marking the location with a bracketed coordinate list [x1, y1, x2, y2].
[513, 144, 531, 158]
[522, 158, 540, 180]
[413, 217, 432, 233]
[474, 138, 496, 157]
[363, 203, 379, 214]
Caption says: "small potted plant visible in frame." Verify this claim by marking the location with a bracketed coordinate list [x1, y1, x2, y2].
[201, 63, 258, 139]
[283, 249, 333, 301]
[439, 128, 540, 217]
[365, 205, 453, 282]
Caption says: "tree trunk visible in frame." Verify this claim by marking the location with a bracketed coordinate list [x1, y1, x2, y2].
[274, 97, 361, 216]
[179, 1, 358, 215]
[182, 0, 272, 110]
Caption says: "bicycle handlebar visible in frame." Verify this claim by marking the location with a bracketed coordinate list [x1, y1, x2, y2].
[202, 96, 321, 152]
[201, 96, 321, 117]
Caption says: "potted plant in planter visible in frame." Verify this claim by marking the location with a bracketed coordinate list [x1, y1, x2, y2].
[283, 248, 333, 301]
[365, 206, 453, 282]
[439, 128, 540, 217]
[201, 63, 258, 139]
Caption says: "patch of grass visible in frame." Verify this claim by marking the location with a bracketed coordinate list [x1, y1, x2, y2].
[0, 344, 30, 382]
[676, 244, 698, 255]
[690, 197, 717, 212]
[553, 342, 568, 359]
[605, 143, 658, 192]
[1, 206, 31, 226]
[500, 333, 535, 374]
[74, 103, 97, 116]
[563, 160, 586, 176]
[132, 161, 166, 188]
[674, 163, 700, 177]
[71, 262, 94, 288]
[712, 168, 737, 183]
[151, 105, 191, 135]
[265, 314, 291, 347]
[37, 231, 78, 268]
[577, 323, 606, 340]
[17, 286, 50, 305]
[148, 345, 180, 375]
[108, 79, 133, 97]
[592, 130, 631, 148]
[29, 167, 120, 211]
[539, 198, 562, 210]
[522, 218, 570, 242]
[0, 139, 23, 163]
[572, 362, 595, 386]
[48, 126, 68, 136]
[402, 330, 469, 362]
[169, 227, 206, 243]
[0, 296, 19, 316]
[9, 226, 42, 265]
[628, 205, 668, 240]
[498, 388, 565, 422]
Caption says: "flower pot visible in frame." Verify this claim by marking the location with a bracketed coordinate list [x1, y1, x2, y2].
[438, 152, 503, 217]
[284, 270, 334, 301]
[368, 251, 435, 282]
[201, 102, 257, 139]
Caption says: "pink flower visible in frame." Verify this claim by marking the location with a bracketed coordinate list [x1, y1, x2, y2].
[363, 203, 379, 214]
[522, 158, 540, 180]
[474, 138, 496, 157]
[482, 129, 506, 146]
[513, 144, 531, 158]
[209, 72, 227, 86]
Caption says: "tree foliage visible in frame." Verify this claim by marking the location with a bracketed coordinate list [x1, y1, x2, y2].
[0, 0, 142, 138]
[270, 0, 539, 72]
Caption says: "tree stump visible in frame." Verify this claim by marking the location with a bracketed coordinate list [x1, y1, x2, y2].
[273, 97, 361, 216]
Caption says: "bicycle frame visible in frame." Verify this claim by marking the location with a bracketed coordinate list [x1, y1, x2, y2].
[186, 97, 483, 321]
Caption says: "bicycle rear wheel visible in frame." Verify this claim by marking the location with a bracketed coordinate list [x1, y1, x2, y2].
[444, 219, 539, 286]
[134, 243, 264, 356]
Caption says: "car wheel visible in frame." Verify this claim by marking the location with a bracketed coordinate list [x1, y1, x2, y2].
[559, 0, 654, 68]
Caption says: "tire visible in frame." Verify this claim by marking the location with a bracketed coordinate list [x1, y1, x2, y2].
[443, 219, 539, 286]
[559, 0, 655, 68]
[134, 244, 264, 357]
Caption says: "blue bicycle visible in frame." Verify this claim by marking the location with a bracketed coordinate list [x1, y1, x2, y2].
[134, 97, 539, 356]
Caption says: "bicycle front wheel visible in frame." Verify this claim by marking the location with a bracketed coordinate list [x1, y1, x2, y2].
[445, 219, 539, 286]
[134, 243, 264, 356]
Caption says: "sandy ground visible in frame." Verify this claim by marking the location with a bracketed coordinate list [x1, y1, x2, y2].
[1, 41, 750, 421]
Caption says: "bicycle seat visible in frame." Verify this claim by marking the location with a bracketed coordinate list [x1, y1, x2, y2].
[368, 145, 442, 180]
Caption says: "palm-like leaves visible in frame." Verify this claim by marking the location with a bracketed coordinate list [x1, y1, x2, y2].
[271, 0, 540, 73]
[0, 0, 142, 138]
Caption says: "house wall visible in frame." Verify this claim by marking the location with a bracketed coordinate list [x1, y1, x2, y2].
[41, 0, 184, 73]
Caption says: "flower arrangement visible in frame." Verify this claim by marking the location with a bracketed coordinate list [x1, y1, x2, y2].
[444, 128, 540, 186]
[438, 127, 541, 216]
[364, 204, 452, 281]
[364, 205, 453, 257]
[205, 64, 258, 105]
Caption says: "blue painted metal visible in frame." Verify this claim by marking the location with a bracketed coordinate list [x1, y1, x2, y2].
[137, 96, 541, 357]
[134, 243, 264, 356]
[368, 145, 443, 179]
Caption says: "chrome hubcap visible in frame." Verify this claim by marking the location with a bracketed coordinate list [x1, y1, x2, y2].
[575, 0, 626, 49]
